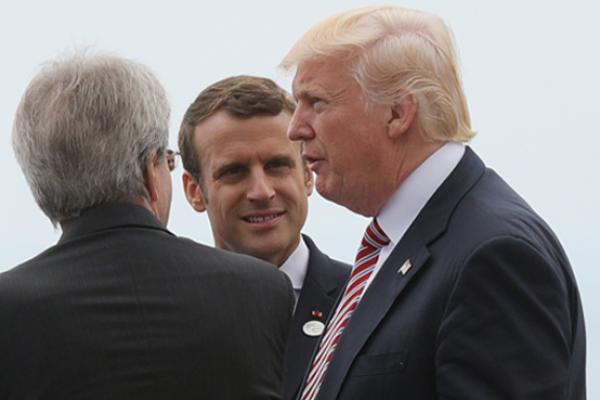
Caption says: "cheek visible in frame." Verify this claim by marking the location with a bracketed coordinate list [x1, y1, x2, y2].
[206, 188, 238, 218]
[328, 143, 355, 170]
[319, 120, 360, 158]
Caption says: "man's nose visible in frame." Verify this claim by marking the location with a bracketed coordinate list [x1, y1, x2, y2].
[246, 170, 276, 201]
[287, 105, 314, 142]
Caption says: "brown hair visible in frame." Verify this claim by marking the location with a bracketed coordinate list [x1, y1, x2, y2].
[178, 75, 296, 181]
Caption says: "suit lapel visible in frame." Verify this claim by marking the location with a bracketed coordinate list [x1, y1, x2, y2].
[284, 236, 349, 400]
[315, 147, 486, 399]
[285, 275, 336, 400]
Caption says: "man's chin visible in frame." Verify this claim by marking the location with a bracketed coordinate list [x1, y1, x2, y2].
[315, 178, 340, 206]
[240, 241, 282, 261]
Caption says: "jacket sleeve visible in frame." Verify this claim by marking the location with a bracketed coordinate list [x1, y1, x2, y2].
[435, 235, 577, 400]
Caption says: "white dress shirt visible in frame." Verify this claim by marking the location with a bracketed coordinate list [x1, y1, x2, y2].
[280, 236, 310, 305]
[363, 142, 466, 292]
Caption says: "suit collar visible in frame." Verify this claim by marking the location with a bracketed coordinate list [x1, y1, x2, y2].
[315, 146, 486, 400]
[58, 202, 172, 244]
[302, 235, 350, 296]
[378, 141, 465, 247]
[398, 146, 485, 244]
[280, 236, 309, 291]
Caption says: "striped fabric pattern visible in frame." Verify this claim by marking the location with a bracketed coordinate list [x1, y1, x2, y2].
[301, 219, 389, 400]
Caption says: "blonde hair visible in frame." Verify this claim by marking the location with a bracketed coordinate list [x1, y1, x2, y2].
[281, 6, 475, 142]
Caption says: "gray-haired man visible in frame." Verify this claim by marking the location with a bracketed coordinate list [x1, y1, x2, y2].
[1, 52, 293, 400]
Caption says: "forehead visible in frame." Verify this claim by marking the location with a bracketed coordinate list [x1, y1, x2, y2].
[292, 57, 355, 97]
[193, 110, 300, 165]
[293, 58, 347, 90]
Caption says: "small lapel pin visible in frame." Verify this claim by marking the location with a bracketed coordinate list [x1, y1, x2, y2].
[303, 320, 325, 337]
[398, 259, 412, 275]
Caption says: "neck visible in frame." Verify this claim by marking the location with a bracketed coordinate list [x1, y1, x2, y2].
[357, 140, 446, 217]
[131, 196, 162, 222]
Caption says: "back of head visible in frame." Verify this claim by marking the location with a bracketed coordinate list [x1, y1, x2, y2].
[281, 6, 475, 142]
[178, 75, 296, 182]
[12, 52, 170, 225]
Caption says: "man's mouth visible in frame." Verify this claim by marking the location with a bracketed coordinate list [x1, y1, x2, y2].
[241, 211, 286, 228]
[243, 213, 282, 223]
[303, 154, 323, 170]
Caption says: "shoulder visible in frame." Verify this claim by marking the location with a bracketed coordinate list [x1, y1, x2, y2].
[446, 168, 559, 252]
[175, 235, 293, 285]
[303, 235, 351, 282]
[427, 167, 573, 302]
[0, 248, 56, 301]
[0, 254, 55, 335]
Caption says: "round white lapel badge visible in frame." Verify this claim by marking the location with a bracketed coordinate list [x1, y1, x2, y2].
[303, 320, 325, 337]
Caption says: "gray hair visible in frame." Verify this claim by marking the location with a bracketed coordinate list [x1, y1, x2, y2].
[12, 51, 170, 225]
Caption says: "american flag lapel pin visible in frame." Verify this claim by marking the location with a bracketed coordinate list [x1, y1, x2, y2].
[398, 259, 412, 275]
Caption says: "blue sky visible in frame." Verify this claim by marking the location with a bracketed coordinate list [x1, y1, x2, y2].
[2, 1, 598, 396]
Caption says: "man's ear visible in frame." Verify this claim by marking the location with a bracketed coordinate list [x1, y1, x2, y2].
[387, 93, 418, 140]
[182, 171, 207, 212]
[142, 154, 162, 217]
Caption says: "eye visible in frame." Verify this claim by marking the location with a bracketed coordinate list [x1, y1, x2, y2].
[266, 158, 293, 172]
[216, 165, 247, 182]
[310, 97, 326, 112]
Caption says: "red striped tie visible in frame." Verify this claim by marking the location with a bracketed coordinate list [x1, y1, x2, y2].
[301, 219, 390, 400]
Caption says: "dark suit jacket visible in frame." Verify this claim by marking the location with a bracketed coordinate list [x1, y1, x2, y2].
[311, 148, 586, 400]
[0, 202, 294, 400]
[283, 235, 350, 400]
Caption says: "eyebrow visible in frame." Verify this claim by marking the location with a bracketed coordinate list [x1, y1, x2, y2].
[212, 154, 298, 179]
[268, 154, 297, 166]
[292, 87, 311, 101]
[293, 84, 345, 103]
[293, 79, 327, 99]
[213, 162, 247, 179]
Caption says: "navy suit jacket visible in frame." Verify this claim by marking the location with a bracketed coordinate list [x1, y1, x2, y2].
[310, 148, 586, 400]
[283, 235, 350, 400]
[0, 203, 294, 400]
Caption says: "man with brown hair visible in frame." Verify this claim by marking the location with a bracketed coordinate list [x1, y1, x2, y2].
[178, 75, 350, 400]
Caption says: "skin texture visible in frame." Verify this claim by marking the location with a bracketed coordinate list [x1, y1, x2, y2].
[143, 152, 173, 226]
[288, 57, 441, 217]
[183, 110, 313, 267]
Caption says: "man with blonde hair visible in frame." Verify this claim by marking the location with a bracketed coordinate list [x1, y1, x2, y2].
[2, 52, 293, 399]
[282, 6, 585, 400]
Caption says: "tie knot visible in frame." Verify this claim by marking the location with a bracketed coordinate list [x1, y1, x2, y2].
[363, 218, 390, 249]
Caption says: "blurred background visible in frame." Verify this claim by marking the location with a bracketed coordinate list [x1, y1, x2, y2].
[1, 1, 598, 396]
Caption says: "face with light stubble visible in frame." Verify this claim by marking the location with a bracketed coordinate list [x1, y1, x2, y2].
[183, 110, 313, 267]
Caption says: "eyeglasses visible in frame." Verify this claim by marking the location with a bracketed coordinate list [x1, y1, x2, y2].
[166, 149, 180, 172]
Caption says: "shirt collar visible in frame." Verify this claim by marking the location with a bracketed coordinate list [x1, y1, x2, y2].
[279, 236, 310, 291]
[378, 142, 465, 246]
